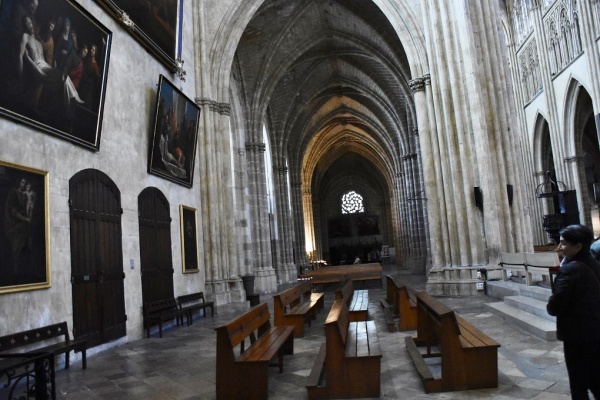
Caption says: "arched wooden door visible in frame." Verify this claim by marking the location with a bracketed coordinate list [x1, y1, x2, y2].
[69, 169, 126, 347]
[138, 187, 174, 305]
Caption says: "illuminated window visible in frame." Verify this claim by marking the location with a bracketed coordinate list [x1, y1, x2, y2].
[341, 191, 364, 214]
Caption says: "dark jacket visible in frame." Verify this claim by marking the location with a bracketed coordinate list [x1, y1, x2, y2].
[547, 251, 600, 342]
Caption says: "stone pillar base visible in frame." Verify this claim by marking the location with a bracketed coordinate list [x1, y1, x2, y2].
[278, 263, 298, 285]
[426, 266, 487, 296]
[255, 267, 278, 293]
[206, 278, 246, 305]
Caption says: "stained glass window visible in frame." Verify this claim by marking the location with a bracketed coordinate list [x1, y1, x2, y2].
[341, 191, 364, 214]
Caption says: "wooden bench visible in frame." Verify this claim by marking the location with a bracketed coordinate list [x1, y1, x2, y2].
[177, 292, 215, 324]
[215, 303, 294, 400]
[143, 298, 190, 338]
[392, 279, 418, 331]
[405, 291, 500, 393]
[0, 321, 87, 370]
[335, 278, 368, 321]
[306, 298, 382, 399]
[299, 263, 383, 288]
[273, 281, 324, 337]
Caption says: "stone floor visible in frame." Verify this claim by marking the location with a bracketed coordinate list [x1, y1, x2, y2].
[49, 266, 572, 400]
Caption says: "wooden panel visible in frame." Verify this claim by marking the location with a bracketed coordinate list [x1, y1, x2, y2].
[138, 188, 174, 305]
[70, 169, 126, 347]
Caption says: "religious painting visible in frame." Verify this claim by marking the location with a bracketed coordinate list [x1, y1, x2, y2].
[0, 0, 112, 150]
[179, 205, 198, 273]
[148, 74, 200, 187]
[357, 216, 380, 236]
[0, 161, 50, 294]
[94, 0, 182, 72]
[328, 217, 352, 238]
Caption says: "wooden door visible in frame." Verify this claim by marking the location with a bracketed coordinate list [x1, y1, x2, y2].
[69, 169, 126, 347]
[138, 187, 174, 305]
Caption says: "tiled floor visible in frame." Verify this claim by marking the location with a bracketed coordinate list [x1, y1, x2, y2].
[50, 267, 572, 399]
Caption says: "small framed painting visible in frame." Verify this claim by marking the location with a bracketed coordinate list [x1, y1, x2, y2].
[148, 74, 200, 187]
[0, 161, 50, 294]
[179, 205, 198, 273]
[94, 0, 182, 72]
[0, 0, 112, 150]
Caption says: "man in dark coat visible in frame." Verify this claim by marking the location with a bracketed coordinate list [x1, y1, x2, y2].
[547, 224, 600, 400]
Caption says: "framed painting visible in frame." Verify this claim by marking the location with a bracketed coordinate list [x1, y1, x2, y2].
[148, 74, 200, 187]
[94, 0, 182, 72]
[0, 0, 112, 151]
[179, 205, 198, 273]
[358, 216, 380, 236]
[0, 160, 50, 294]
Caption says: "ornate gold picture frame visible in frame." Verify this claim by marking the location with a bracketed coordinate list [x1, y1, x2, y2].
[0, 161, 50, 294]
[180, 205, 198, 273]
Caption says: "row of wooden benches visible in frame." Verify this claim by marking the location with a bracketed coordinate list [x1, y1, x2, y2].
[215, 278, 381, 400]
[143, 292, 214, 338]
[382, 275, 501, 393]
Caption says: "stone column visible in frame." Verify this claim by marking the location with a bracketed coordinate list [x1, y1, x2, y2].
[194, 1, 246, 305]
[272, 164, 297, 283]
[578, 1, 600, 119]
[419, 0, 531, 295]
[245, 141, 277, 293]
[290, 175, 309, 269]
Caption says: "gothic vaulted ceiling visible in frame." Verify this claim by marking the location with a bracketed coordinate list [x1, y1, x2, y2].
[233, 0, 413, 198]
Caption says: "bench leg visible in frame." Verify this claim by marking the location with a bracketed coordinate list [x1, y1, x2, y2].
[65, 351, 70, 369]
[81, 349, 87, 369]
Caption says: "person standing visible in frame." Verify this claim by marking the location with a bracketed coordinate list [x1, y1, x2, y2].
[547, 224, 600, 399]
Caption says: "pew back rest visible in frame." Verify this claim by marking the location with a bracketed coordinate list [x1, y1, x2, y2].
[524, 252, 560, 268]
[0, 322, 72, 352]
[275, 285, 305, 311]
[334, 279, 353, 304]
[221, 303, 272, 349]
[144, 298, 179, 317]
[326, 299, 349, 348]
[499, 252, 526, 266]
[415, 291, 460, 346]
[178, 292, 208, 307]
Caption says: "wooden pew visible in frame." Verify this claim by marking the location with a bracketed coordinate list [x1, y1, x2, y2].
[273, 281, 324, 337]
[405, 291, 500, 393]
[0, 321, 87, 370]
[306, 298, 382, 399]
[177, 292, 215, 324]
[383, 275, 418, 330]
[215, 303, 294, 400]
[335, 278, 369, 321]
[143, 298, 190, 338]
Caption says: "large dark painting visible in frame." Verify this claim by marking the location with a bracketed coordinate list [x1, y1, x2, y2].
[0, 160, 50, 294]
[95, 0, 181, 71]
[358, 216, 380, 236]
[0, 0, 112, 150]
[179, 205, 198, 273]
[148, 74, 200, 187]
[328, 217, 352, 238]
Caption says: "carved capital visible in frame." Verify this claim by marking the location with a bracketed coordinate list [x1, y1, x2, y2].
[409, 78, 425, 93]
[219, 103, 231, 116]
[564, 155, 583, 164]
[245, 142, 266, 153]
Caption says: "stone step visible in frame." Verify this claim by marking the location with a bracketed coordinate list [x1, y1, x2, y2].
[520, 284, 552, 302]
[484, 301, 557, 341]
[503, 295, 555, 322]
